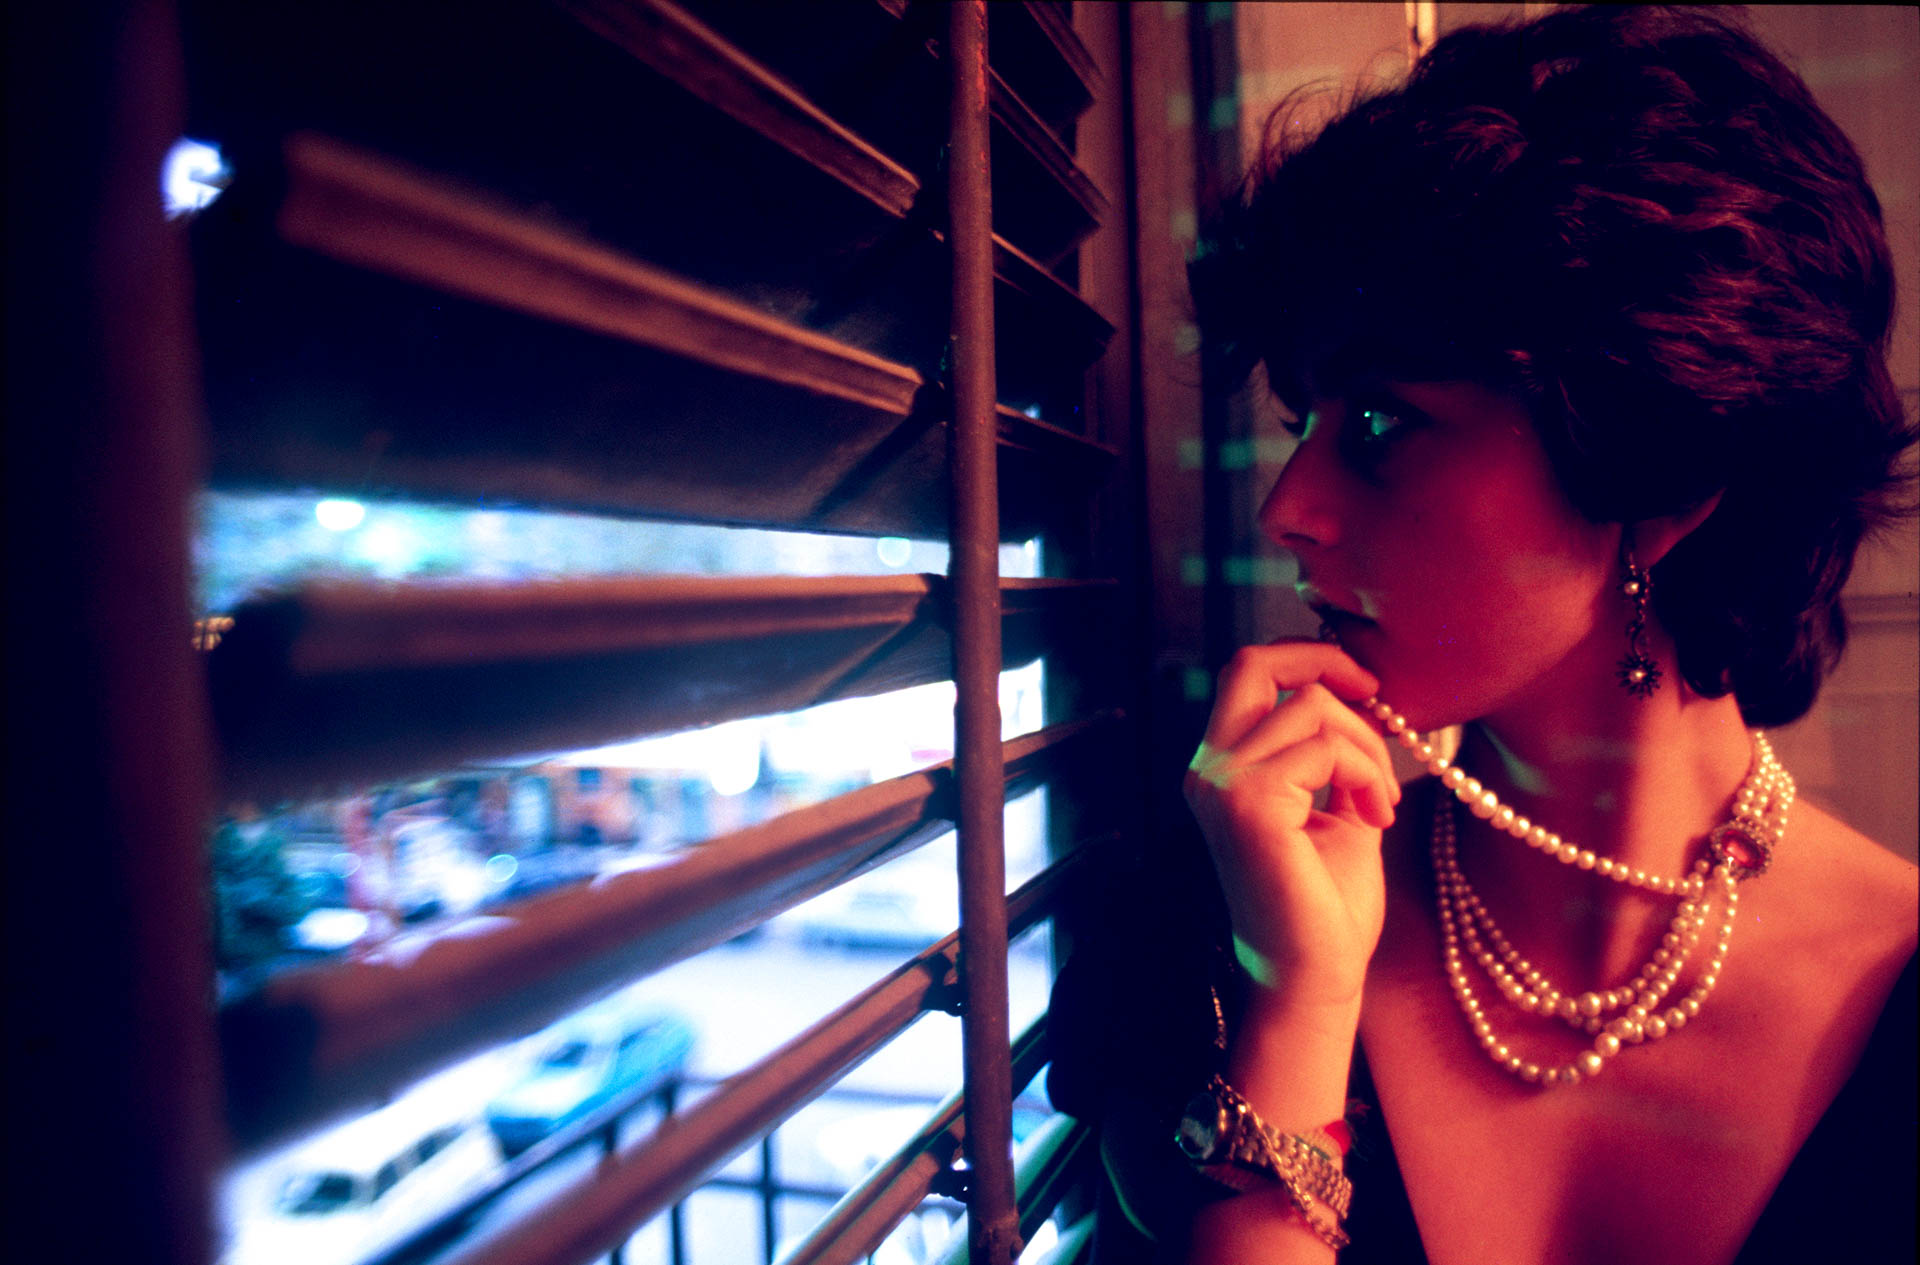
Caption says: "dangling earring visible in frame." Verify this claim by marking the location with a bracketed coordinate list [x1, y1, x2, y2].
[1615, 539, 1661, 697]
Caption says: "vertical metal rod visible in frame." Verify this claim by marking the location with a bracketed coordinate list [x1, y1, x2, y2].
[604, 1121, 626, 1265]
[945, 3, 1019, 1263]
[760, 1133, 780, 1265]
[661, 1083, 688, 1265]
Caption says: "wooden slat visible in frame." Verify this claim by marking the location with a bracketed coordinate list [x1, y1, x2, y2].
[197, 134, 1114, 537]
[779, 1011, 1057, 1265]
[559, 0, 919, 218]
[279, 132, 922, 417]
[1003, 1, 1101, 120]
[220, 718, 1117, 1151]
[985, 65, 1107, 263]
[1014, 1114, 1096, 1246]
[650, 0, 1103, 265]
[558, 0, 1112, 408]
[208, 574, 1112, 800]
[425, 844, 1080, 1265]
[932, 1113, 1096, 1265]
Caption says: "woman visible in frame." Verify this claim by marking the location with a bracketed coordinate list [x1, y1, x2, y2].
[1050, 7, 1916, 1262]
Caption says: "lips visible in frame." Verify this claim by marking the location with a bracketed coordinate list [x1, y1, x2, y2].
[1294, 581, 1370, 625]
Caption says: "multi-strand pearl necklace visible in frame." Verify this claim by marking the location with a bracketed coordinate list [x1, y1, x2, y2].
[1361, 698, 1793, 1088]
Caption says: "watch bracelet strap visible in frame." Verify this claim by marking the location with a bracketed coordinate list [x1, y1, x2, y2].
[1199, 1163, 1353, 1250]
[1211, 1077, 1354, 1220]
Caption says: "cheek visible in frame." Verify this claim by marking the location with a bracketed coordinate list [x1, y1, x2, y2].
[1369, 504, 1610, 704]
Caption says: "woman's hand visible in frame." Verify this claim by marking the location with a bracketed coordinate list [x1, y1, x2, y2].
[1182, 641, 1399, 1010]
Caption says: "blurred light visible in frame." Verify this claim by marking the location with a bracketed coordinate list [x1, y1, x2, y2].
[875, 536, 912, 568]
[314, 498, 366, 531]
[163, 138, 228, 218]
[485, 854, 519, 885]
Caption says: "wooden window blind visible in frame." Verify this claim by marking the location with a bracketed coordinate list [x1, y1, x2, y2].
[9, 3, 1157, 1264]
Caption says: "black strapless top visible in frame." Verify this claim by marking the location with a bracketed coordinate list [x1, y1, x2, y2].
[1048, 929, 1917, 1264]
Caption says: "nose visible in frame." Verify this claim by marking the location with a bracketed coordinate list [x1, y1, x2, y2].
[1258, 422, 1343, 550]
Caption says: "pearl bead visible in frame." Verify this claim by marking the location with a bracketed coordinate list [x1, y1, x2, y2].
[1388, 703, 1790, 1095]
[1607, 1017, 1643, 1043]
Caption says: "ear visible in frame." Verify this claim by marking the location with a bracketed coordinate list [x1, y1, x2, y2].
[1631, 490, 1725, 570]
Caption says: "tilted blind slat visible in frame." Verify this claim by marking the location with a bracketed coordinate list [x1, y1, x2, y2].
[779, 1012, 1055, 1265]
[209, 575, 1112, 799]
[221, 717, 1117, 1151]
[278, 133, 922, 415]
[201, 135, 1112, 537]
[559, 0, 919, 218]
[931, 1113, 1097, 1265]
[428, 854, 1077, 1265]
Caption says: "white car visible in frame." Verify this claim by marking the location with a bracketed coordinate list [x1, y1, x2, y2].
[222, 1102, 502, 1265]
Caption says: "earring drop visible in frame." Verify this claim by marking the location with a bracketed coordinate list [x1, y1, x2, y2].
[1615, 543, 1661, 697]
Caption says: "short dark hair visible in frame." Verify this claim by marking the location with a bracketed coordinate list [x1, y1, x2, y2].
[1192, 5, 1914, 727]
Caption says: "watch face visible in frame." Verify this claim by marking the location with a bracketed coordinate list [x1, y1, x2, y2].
[1175, 1091, 1227, 1161]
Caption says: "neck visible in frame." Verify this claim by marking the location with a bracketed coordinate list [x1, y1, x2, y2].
[1436, 653, 1757, 990]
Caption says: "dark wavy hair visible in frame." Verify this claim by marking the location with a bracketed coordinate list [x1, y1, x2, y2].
[1191, 5, 1914, 727]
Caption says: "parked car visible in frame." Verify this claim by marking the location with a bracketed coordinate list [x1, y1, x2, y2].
[222, 1103, 501, 1265]
[484, 996, 695, 1158]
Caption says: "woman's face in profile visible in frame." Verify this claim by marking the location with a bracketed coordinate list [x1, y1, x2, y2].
[1261, 379, 1621, 730]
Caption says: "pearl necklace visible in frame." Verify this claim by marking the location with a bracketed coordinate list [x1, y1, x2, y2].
[1361, 697, 1793, 1087]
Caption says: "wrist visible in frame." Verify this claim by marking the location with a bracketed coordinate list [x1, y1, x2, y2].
[1227, 990, 1361, 1134]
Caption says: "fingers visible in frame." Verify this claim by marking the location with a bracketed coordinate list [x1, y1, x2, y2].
[1192, 727, 1395, 834]
[1205, 641, 1380, 750]
[1270, 729, 1397, 830]
[1229, 681, 1399, 805]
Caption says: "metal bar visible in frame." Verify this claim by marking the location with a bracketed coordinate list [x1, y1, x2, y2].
[662, 1083, 688, 1265]
[1012, 1114, 1095, 1247]
[431, 844, 1081, 1265]
[437, 940, 958, 1265]
[775, 1003, 1058, 1265]
[760, 1134, 780, 1265]
[222, 715, 1114, 1155]
[947, 3, 1020, 1263]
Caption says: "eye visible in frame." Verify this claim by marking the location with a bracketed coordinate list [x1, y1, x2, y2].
[1357, 405, 1407, 444]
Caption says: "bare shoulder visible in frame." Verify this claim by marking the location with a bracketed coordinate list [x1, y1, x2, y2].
[1756, 797, 1916, 991]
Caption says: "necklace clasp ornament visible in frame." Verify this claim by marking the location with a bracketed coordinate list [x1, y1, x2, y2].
[1708, 819, 1774, 881]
